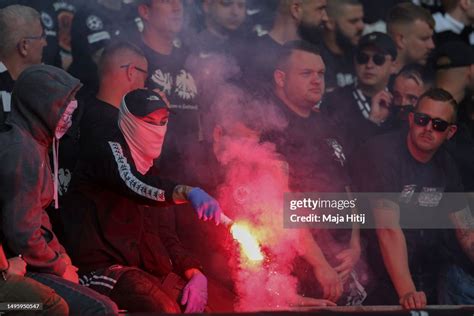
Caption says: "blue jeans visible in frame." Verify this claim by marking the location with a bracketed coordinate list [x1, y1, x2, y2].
[27, 272, 118, 315]
[438, 264, 474, 305]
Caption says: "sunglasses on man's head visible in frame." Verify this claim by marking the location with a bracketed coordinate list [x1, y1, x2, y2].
[355, 52, 387, 66]
[413, 112, 452, 132]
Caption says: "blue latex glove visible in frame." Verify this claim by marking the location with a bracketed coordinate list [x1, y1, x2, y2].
[188, 188, 222, 224]
[181, 272, 208, 313]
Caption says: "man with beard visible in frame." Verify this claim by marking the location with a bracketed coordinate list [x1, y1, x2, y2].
[387, 3, 435, 73]
[241, 0, 328, 93]
[321, 0, 365, 92]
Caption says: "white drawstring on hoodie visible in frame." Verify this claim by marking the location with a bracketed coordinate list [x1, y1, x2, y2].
[53, 100, 78, 209]
[118, 98, 167, 175]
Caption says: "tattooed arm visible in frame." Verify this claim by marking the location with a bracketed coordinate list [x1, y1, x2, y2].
[449, 207, 474, 263]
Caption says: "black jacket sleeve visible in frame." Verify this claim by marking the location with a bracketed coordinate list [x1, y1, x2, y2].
[76, 140, 179, 206]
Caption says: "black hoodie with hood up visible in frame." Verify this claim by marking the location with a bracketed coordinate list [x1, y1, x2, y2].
[0, 64, 81, 276]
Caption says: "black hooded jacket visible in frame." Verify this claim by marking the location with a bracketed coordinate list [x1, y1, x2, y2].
[60, 119, 197, 276]
[0, 64, 81, 276]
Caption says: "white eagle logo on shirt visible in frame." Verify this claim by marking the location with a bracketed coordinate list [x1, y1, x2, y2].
[58, 168, 72, 196]
[175, 70, 197, 100]
[151, 69, 173, 95]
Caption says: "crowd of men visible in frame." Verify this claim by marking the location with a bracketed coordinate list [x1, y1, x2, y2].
[0, 0, 473, 314]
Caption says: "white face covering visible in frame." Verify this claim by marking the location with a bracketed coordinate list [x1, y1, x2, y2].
[55, 100, 78, 139]
[118, 98, 167, 175]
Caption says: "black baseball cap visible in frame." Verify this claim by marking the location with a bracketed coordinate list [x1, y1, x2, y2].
[435, 41, 474, 70]
[123, 89, 173, 117]
[357, 32, 398, 60]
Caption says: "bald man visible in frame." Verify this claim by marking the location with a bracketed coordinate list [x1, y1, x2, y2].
[54, 41, 148, 203]
[79, 41, 149, 145]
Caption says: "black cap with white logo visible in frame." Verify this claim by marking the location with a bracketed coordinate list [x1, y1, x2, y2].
[357, 32, 398, 60]
[123, 89, 173, 117]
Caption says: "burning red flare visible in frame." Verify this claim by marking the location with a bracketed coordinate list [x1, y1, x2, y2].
[230, 222, 264, 262]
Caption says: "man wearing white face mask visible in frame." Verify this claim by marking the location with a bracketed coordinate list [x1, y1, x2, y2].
[0, 64, 119, 315]
[61, 89, 222, 313]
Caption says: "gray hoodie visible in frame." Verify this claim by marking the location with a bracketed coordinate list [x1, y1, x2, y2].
[0, 64, 81, 276]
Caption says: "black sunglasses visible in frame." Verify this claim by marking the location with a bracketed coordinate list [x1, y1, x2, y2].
[413, 112, 453, 132]
[120, 64, 148, 75]
[355, 52, 387, 66]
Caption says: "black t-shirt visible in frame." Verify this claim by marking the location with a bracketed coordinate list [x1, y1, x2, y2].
[0, 64, 14, 126]
[189, 30, 229, 56]
[79, 96, 119, 147]
[262, 95, 356, 302]
[350, 130, 469, 286]
[140, 42, 199, 136]
[188, 29, 248, 63]
[239, 34, 283, 94]
[358, 0, 407, 24]
[322, 85, 382, 155]
[262, 94, 350, 194]
[242, 0, 277, 38]
[447, 122, 474, 192]
[320, 43, 355, 92]
[139, 41, 200, 183]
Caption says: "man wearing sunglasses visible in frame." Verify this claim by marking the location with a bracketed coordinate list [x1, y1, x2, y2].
[0, 5, 47, 126]
[351, 88, 474, 308]
[322, 32, 397, 154]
